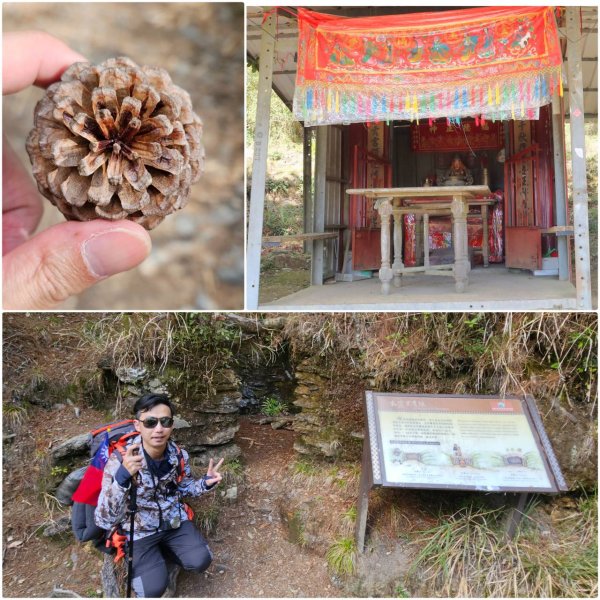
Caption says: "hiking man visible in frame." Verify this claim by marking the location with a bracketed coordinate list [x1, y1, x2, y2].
[95, 393, 223, 597]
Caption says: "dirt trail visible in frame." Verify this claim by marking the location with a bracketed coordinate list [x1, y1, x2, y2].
[179, 418, 342, 597]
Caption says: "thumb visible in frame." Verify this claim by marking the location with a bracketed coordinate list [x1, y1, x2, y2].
[3, 219, 151, 309]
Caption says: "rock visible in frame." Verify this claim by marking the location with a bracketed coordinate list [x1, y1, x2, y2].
[293, 439, 313, 455]
[43, 515, 71, 537]
[173, 416, 192, 430]
[271, 417, 293, 430]
[124, 385, 142, 396]
[189, 443, 241, 466]
[55, 466, 87, 505]
[148, 378, 163, 389]
[217, 265, 244, 286]
[115, 367, 147, 383]
[345, 538, 415, 597]
[197, 391, 242, 414]
[51, 433, 90, 463]
[224, 486, 238, 501]
[212, 369, 240, 391]
[175, 415, 239, 447]
[50, 587, 81, 597]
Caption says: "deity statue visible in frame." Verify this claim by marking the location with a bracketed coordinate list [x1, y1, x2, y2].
[441, 155, 474, 186]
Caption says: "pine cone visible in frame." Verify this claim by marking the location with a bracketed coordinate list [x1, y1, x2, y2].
[26, 57, 204, 230]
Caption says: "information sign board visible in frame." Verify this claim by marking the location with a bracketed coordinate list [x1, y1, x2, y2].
[356, 392, 567, 551]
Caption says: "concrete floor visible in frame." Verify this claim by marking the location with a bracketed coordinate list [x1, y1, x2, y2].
[260, 265, 580, 310]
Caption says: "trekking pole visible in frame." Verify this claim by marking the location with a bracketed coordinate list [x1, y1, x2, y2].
[126, 477, 138, 598]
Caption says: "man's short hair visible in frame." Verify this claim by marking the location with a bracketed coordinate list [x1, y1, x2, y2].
[133, 394, 175, 419]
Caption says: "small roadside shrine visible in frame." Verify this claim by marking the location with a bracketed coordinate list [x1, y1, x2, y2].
[247, 6, 596, 310]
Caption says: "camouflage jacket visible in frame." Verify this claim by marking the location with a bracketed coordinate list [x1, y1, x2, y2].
[95, 435, 213, 540]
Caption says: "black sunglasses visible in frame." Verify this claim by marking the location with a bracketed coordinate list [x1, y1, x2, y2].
[138, 416, 174, 429]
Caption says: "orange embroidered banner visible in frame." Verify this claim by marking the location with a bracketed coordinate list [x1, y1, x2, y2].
[293, 6, 563, 126]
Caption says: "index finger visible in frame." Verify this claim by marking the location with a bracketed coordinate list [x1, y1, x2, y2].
[3, 31, 87, 95]
[126, 443, 141, 456]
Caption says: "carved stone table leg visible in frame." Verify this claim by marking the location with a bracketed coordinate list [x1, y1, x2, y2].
[375, 198, 394, 295]
[423, 213, 430, 268]
[392, 203, 404, 288]
[451, 196, 470, 293]
[482, 204, 489, 267]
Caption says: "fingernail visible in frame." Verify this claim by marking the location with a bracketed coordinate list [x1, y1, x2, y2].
[82, 228, 151, 278]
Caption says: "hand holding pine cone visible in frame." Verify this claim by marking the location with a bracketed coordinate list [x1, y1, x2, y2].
[26, 57, 204, 230]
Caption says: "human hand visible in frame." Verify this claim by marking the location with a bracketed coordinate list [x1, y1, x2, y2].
[123, 444, 143, 478]
[3, 31, 151, 309]
[205, 458, 224, 487]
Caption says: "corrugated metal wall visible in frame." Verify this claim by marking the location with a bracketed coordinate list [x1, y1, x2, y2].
[324, 126, 343, 278]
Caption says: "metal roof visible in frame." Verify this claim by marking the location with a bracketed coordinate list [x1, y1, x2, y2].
[247, 6, 598, 117]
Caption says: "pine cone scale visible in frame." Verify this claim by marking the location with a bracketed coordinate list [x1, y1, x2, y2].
[132, 84, 161, 119]
[61, 172, 90, 207]
[116, 96, 142, 130]
[129, 141, 162, 161]
[27, 57, 204, 229]
[118, 181, 148, 210]
[52, 138, 88, 167]
[148, 170, 179, 195]
[78, 150, 108, 176]
[88, 170, 116, 206]
[124, 159, 152, 191]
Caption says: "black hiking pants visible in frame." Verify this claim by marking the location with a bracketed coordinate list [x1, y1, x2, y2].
[131, 520, 212, 597]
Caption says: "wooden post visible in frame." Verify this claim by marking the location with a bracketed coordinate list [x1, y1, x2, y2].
[355, 430, 374, 553]
[311, 126, 327, 285]
[303, 127, 313, 254]
[376, 198, 394, 295]
[551, 93, 570, 281]
[565, 7, 592, 309]
[246, 13, 276, 309]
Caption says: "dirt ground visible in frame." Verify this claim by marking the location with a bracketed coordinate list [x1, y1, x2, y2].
[259, 245, 311, 304]
[3, 412, 344, 598]
[3, 3, 244, 309]
[179, 418, 343, 598]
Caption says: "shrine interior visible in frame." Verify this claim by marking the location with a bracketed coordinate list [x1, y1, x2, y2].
[344, 107, 560, 275]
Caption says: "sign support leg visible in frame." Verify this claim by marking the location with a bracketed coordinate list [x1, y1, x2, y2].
[355, 434, 373, 553]
[505, 492, 529, 540]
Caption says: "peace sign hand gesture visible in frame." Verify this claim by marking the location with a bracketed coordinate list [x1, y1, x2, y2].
[205, 458, 224, 487]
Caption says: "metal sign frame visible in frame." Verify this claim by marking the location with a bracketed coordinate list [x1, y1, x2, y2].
[356, 391, 568, 552]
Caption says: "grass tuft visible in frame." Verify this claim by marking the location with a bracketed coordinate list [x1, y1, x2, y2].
[407, 497, 598, 597]
[261, 396, 285, 417]
[326, 537, 357, 576]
